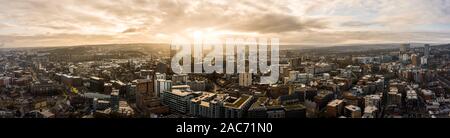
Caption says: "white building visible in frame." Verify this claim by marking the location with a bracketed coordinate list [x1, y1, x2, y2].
[155, 79, 172, 98]
[162, 89, 195, 113]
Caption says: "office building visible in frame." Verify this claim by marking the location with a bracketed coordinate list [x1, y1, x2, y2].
[424, 44, 430, 57]
[88, 76, 105, 92]
[162, 89, 195, 113]
[327, 99, 344, 118]
[189, 92, 217, 117]
[344, 105, 361, 118]
[155, 79, 172, 98]
[223, 94, 254, 118]
[363, 106, 378, 118]
[110, 89, 119, 112]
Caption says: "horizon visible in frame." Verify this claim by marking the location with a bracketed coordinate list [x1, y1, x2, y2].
[1, 42, 447, 49]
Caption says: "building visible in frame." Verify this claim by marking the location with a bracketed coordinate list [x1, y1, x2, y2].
[421, 89, 433, 101]
[283, 104, 306, 118]
[103, 83, 113, 94]
[189, 92, 217, 117]
[135, 77, 164, 114]
[363, 106, 378, 118]
[248, 97, 270, 118]
[60, 74, 82, 87]
[162, 89, 195, 113]
[314, 90, 334, 111]
[305, 63, 332, 74]
[88, 77, 105, 92]
[424, 44, 430, 58]
[327, 99, 344, 118]
[155, 79, 172, 98]
[297, 73, 313, 83]
[411, 54, 419, 66]
[209, 94, 229, 118]
[239, 73, 252, 87]
[223, 94, 254, 118]
[110, 89, 120, 112]
[387, 87, 402, 107]
[267, 106, 285, 118]
[172, 74, 188, 85]
[344, 105, 361, 118]
[30, 81, 58, 96]
[248, 97, 306, 118]
[420, 56, 428, 66]
[364, 94, 382, 109]
[140, 69, 154, 78]
[406, 90, 419, 112]
[126, 84, 137, 101]
[187, 80, 206, 91]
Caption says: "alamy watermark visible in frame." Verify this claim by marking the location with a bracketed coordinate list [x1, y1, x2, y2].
[170, 38, 279, 84]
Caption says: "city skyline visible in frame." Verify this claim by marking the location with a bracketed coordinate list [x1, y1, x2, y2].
[1, 0, 450, 47]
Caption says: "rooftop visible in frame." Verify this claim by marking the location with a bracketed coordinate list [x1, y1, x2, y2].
[345, 105, 361, 111]
[224, 94, 252, 109]
[284, 104, 306, 111]
[171, 89, 193, 97]
[328, 99, 344, 107]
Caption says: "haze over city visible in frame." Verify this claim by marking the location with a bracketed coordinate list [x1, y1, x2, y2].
[1, 0, 450, 47]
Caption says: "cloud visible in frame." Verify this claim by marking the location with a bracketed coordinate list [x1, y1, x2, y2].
[0, 0, 449, 47]
[340, 21, 378, 27]
[225, 13, 327, 33]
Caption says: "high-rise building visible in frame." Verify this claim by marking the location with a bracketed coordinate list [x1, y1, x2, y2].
[424, 44, 430, 58]
[344, 105, 361, 118]
[239, 73, 252, 86]
[155, 79, 172, 98]
[364, 94, 382, 109]
[110, 89, 120, 112]
[387, 87, 402, 106]
[411, 54, 419, 66]
[88, 76, 105, 93]
[104, 83, 113, 94]
[162, 89, 195, 113]
[136, 79, 154, 97]
[327, 99, 344, 118]
[406, 90, 419, 112]
[420, 56, 428, 66]
[189, 92, 217, 117]
[135, 74, 164, 114]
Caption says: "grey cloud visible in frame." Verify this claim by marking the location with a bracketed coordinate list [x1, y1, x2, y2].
[227, 13, 327, 33]
[340, 21, 379, 27]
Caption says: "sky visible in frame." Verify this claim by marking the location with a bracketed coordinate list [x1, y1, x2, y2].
[0, 0, 450, 47]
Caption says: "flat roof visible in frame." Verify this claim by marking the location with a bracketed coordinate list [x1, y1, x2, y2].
[171, 89, 193, 97]
[345, 105, 361, 111]
[224, 95, 252, 109]
[284, 104, 306, 111]
[191, 92, 216, 102]
[328, 99, 343, 107]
